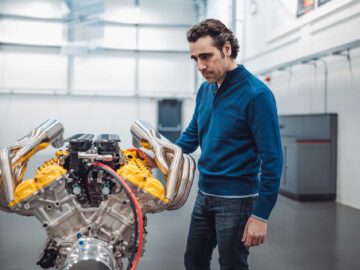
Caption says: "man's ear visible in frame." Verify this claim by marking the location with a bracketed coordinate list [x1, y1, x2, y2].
[223, 41, 232, 57]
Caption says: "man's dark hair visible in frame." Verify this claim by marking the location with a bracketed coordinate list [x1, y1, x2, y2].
[187, 19, 240, 59]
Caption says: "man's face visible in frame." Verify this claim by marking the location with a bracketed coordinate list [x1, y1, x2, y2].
[189, 35, 231, 84]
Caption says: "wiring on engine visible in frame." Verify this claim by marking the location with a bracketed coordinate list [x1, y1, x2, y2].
[92, 162, 144, 270]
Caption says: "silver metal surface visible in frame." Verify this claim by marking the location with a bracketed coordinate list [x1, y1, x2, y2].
[0, 144, 17, 203]
[12, 119, 64, 164]
[8, 172, 161, 269]
[168, 154, 196, 210]
[64, 238, 116, 270]
[0, 119, 64, 204]
[78, 152, 113, 162]
[130, 120, 196, 208]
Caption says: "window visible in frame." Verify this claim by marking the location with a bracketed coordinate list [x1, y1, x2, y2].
[297, 0, 332, 17]
[318, 0, 332, 6]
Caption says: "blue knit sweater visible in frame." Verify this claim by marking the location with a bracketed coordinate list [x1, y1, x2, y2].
[176, 65, 283, 220]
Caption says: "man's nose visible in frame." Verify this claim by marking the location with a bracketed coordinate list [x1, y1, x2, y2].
[197, 61, 206, 72]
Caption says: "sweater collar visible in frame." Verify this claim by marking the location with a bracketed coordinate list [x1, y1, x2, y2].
[214, 64, 249, 93]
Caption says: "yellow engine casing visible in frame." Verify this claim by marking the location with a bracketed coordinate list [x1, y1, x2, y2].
[9, 152, 68, 208]
[10, 149, 168, 207]
[117, 149, 169, 204]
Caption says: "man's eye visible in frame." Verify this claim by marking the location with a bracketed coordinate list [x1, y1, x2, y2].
[200, 55, 209, 60]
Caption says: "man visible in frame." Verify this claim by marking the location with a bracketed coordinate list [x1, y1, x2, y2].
[176, 19, 283, 270]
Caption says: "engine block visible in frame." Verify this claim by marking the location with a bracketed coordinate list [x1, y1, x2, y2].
[0, 120, 195, 270]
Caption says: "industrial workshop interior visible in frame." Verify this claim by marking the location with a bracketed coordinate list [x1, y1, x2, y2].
[0, 0, 360, 270]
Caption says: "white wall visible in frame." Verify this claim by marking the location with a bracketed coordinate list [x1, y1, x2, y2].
[0, 0, 64, 17]
[0, 0, 197, 152]
[242, 0, 360, 72]
[207, 0, 233, 27]
[241, 0, 360, 209]
[0, 95, 154, 149]
[0, 0, 196, 94]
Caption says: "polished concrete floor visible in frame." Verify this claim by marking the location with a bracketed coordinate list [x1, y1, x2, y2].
[1, 156, 360, 269]
[139, 190, 360, 270]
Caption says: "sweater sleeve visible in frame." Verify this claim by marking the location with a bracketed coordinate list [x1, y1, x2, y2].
[175, 105, 199, 154]
[248, 90, 283, 221]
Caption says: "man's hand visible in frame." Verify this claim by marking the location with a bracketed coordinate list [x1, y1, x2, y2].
[242, 216, 267, 247]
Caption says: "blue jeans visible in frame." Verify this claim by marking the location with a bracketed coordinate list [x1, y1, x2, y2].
[184, 192, 255, 270]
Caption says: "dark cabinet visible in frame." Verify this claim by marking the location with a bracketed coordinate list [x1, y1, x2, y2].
[279, 114, 337, 200]
[158, 99, 182, 143]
